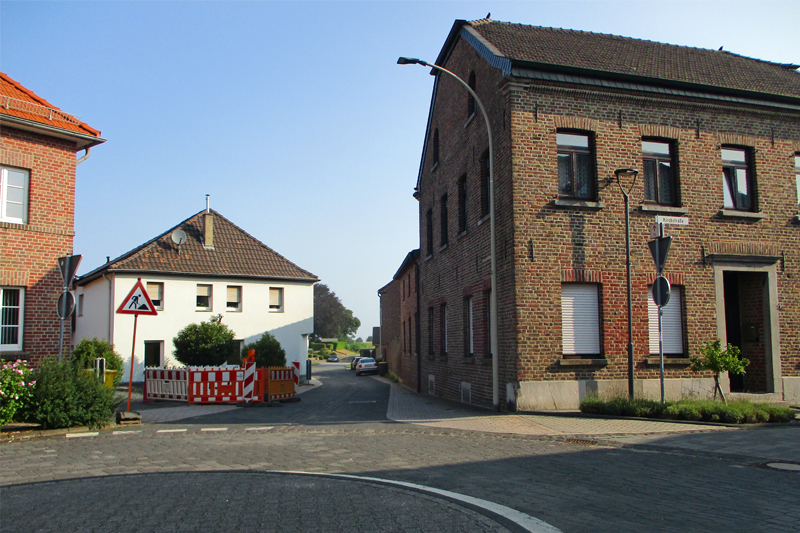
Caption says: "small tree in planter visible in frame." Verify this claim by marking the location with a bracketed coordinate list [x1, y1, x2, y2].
[242, 332, 286, 368]
[690, 339, 749, 404]
[173, 315, 236, 367]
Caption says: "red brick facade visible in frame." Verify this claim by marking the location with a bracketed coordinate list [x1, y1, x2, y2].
[403, 21, 800, 409]
[0, 73, 104, 365]
[379, 250, 420, 392]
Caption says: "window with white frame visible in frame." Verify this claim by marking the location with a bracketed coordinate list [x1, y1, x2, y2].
[561, 283, 601, 357]
[557, 132, 594, 200]
[227, 286, 242, 311]
[147, 282, 164, 310]
[226, 339, 245, 365]
[144, 340, 163, 368]
[648, 285, 685, 356]
[0, 287, 24, 351]
[196, 284, 212, 311]
[721, 147, 754, 211]
[269, 287, 283, 312]
[0, 166, 29, 224]
[642, 140, 677, 206]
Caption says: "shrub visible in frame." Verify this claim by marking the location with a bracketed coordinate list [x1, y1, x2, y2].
[26, 358, 118, 429]
[690, 339, 749, 404]
[173, 315, 236, 367]
[0, 360, 35, 426]
[242, 332, 286, 368]
[70, 338, 124, 386]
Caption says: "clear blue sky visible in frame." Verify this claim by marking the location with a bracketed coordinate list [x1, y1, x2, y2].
[2, 1, 797, 339]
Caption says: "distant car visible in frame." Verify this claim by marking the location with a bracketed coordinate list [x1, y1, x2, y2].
[350, 356, 364, 370]
[355, 357, 378, 376]
[328, 355, 339, 363]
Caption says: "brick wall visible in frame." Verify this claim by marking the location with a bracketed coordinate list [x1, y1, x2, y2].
[0, 127, 78, 365]
[413, 34, 800, 408]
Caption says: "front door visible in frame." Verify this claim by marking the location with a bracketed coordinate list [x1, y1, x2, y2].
[722, 271, 768, 393]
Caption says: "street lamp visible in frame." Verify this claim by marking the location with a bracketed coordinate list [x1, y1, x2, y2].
[398, 57, 500, 411]
[614, 168, 639, 400]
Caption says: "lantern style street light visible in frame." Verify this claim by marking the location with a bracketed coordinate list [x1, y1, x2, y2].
[615, 168, 639, 399]
[398, 57, 500, 411]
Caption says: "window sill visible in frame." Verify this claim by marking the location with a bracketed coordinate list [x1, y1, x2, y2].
[477, 214, 491, 226]
[719, 209, 764, 220]
[559, 358, 608, 366]
[424, 254, 433, 262]
[639, 204, 688, 215]
[269, 310, 284, 313]
[457, 230, 468, 240]
[227, 309, 242, 313]
[463, 356, 475, 364]
[432, 162, 439, 173]
[438, 243, 449, 253]
[465, 113, 476, 128]
[645, 356, 691, 365]
[553, 199, 605, 210]
[196, 309, 212, 312]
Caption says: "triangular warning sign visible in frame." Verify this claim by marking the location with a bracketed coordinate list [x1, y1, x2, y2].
[116, 279, 158, 316]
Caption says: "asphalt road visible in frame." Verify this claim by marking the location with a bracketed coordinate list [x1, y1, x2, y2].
[1, 363, 798, 533]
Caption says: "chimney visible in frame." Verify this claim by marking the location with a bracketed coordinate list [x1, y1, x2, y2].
[204, 195, 214, 249]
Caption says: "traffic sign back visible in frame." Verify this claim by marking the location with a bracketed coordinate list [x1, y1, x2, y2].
[648, 236, 673, 274]
[117, 279, 158, 316]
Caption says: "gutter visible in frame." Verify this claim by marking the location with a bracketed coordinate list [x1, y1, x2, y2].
[0, 115, 106, 149]
[77, 268, 319, 287]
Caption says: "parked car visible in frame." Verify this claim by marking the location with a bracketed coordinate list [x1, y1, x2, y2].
[328, 355, 339, 363]
[355, 357, 378, 376]
[350, 356, 364, 370]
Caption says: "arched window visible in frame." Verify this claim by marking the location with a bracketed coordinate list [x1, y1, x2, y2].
[467, 71, 476, 118]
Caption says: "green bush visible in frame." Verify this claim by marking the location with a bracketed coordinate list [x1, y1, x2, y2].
[70, 338, 124, 386]
[25, 358, 118, 429]
[1, 360, 36, 426]
[173, 315, 236, 367]
[242, 332, 286, 368]
[310, 343, 325, 352]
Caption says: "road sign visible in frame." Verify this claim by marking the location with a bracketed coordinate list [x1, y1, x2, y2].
[56, 291, 75, 319]
[57, 255, 82, 288]
[649, 221, 664, 239]
[648, 236, 673, 274]
[654, 215, 688, 226]
[652, 275, 671, 307]
[117, 279, 158, 315]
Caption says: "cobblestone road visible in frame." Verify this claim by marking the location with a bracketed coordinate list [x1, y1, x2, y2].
[1, 364, 798, 533]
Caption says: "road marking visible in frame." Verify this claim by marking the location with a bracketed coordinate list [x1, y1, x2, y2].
[270, 471, 562, 532]
[65, 432, 98, 439]
[156, 429, 187, 434]
[113, 430, 142, 435]
[200, 427, 228, 432]
[348, 400, 377, 404]
[245, 426, 274, 431]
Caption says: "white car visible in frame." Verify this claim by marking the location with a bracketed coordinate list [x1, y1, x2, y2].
[355, 357, 378, 376]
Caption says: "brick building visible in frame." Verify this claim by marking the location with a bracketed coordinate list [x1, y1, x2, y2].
[0, 72, 105, 364]
[399, 19, 800, 410]
[379, 249, 420, 391]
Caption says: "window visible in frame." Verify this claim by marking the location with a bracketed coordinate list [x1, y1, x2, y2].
[440, 303, 448, 355]
[561, 283, 601, 357]
[144, 341, 162, 368]
[721, 147, 754, 211]
[0, 166, 29, 224]
[467, 71, 476, 118]
[226, 339, 244, 365]
[557, 132, 594, 200]
[196, 284, 212, 311]
[0, 287, 23, 351]
[77, 294, 84, 317]
[464, 296, 474, 356]
[269, 287, 283, 312]
[147, 282, 164, 310]
[428, 307, 434, 355]
[795, 154, 800, 211]
[426, 209, 434, 256]
[433, 129, 440, 167]
[458, 175, 467, 233]
[648, 286, 685, 356]
[642, 140, 677, 205]
[484, 290, 492, 358]
[440, 194, 448, 246]
[227, 285, 242, 311]
[480, 150, 490, 218]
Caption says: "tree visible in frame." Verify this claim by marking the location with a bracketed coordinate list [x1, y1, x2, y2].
[690, 339, 749, 404]
[70, 338, 125, 386]
[242, 332, 286, 368]
[366, 336, 373, 343]
[313, 284, 361, 341]
[173, 315, 236, 367]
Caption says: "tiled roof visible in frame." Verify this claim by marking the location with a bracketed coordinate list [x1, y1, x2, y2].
[467, 20, 800, 99]
[0, 72, 102, 137]
[78, 210, 317, 284]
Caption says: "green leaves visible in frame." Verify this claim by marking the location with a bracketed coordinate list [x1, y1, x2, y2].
[690, 339, 750, 376]
[173, 315, 236, 367]
[241, 332, 286, 368]
[313, 284, 360, 341]
[70, 338, 124, 386]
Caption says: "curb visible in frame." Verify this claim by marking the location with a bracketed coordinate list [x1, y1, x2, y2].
[518, 410, 800, 429]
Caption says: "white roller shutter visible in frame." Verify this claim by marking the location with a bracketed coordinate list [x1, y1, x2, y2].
[561, 284, 600, 356]
[648, 286, 684, 355]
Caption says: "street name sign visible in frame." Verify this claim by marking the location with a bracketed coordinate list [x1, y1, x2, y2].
[654, 215, 689, 226]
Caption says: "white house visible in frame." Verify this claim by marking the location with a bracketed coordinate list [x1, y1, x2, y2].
[74, 208, 317, 382]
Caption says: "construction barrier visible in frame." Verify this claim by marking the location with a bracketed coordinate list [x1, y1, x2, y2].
[144, 365, 296, 404]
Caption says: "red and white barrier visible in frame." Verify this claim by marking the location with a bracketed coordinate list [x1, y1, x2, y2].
[143, 368, 189, 401]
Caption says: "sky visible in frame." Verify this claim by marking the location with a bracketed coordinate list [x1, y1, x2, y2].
[2, 1, 798, 339]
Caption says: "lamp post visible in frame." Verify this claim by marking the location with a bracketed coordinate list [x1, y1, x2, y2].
[398, 57, 500, 411]
[615, 168, 639, 400]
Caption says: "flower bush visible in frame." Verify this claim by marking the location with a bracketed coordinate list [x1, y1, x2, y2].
[0, 360, 36, 426]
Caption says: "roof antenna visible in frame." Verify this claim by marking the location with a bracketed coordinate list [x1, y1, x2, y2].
[206, 194, 210, 213]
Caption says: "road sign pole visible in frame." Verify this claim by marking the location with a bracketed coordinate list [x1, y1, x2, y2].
[127, 313, 139, 412]
[58, 288, 67, 362]
[659, 306, 665, 403]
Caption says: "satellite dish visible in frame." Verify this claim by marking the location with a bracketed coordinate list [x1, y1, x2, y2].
[171, 229, 187, 246]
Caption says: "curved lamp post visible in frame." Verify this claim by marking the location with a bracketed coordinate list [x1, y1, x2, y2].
[615, 168, 639, 400]
[398, 57, 500, 411]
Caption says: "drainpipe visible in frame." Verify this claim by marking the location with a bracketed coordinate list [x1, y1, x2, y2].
[76, 147, 92, 165]
[103, 272, 113, 343]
